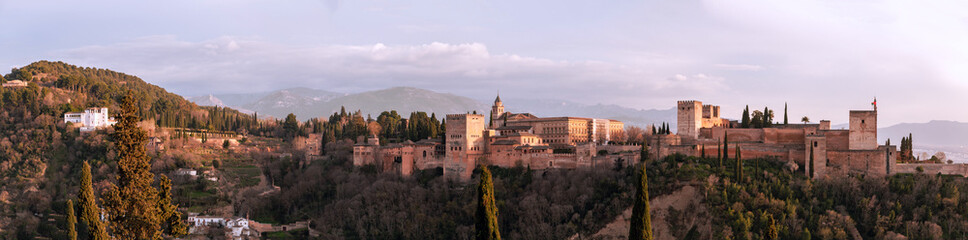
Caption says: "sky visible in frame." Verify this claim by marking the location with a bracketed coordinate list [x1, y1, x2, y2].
[1, 0, 966, 126]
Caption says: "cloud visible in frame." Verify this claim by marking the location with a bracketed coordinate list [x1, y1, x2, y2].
[53, 36, 729, 107]
[714, 64, 763, 71]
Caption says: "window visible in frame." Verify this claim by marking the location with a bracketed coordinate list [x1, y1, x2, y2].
[814, 141, 818, 147]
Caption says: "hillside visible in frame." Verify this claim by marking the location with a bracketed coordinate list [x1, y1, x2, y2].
[0, 61, 261, 238]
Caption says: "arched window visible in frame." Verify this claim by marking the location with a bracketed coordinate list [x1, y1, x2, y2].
[423, 150, 427, 158]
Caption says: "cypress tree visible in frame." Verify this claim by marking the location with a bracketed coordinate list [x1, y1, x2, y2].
[701, 144, 706, 159]
[66, 199, 77, 240]
[801, 228, 811, 240]
[718, 140, 723, 170]
[741, 106, 750, 128]
[158, 176, 188, 236]
[629, 164, 653, 240]
[765, 214, 778, 240]
[764, 107, 772, 127]
[476, 165, 501, 240]
[723, 132, 729, 162]
[735, 146, 743, 183]
[102, 92, 181, 239]
[78, 161, 108, 240]
[783, 102, 789, 125]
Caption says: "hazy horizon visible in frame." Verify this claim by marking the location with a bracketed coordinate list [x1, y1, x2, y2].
[3, 0, 967, 126]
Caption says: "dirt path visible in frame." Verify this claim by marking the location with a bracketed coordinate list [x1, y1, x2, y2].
[582, 184, 711, 240]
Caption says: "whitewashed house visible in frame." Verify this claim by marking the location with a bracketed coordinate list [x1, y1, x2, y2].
[64, 107, 117, 132]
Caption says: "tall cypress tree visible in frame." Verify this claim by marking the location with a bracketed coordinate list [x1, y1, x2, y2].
[78, 161, 108, 240]
[764, 107, 772, 127]
[66, 199, 77, 240]
[629, 164, 653, 240]
[717, 140, 723, 170]
[741, 106, 750, 128]
[701, 144, 706, 159]
[158, 176, 188, 236]
[735, 146, 743, 183]
[783, 102, 789, 125]
[476, 165, 501, 240]
[765, 214, 778, 240]
[102, 92, 183, 239]
[723, 132, 729, 162]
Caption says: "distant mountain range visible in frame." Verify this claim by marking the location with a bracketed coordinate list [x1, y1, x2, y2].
[187, 87, 676, 127]
[188, 87, 489, 120]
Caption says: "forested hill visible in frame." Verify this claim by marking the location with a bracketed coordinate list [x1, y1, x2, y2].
[0, 61, 262, 237]
[2, 60, 257, 132]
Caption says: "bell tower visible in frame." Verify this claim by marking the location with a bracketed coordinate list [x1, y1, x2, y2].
[490, 93, 505, 128]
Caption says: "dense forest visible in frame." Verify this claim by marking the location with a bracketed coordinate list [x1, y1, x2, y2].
[238, 139, 635, 239]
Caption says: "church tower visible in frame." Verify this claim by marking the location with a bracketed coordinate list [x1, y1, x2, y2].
[490, 94, 505, 128]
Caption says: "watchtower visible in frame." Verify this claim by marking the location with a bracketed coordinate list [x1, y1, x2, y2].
[677, 100, 703, 139]
[848, 110, 877, 150]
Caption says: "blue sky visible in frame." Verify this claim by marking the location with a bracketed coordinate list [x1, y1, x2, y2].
[1, 0, 967, 126]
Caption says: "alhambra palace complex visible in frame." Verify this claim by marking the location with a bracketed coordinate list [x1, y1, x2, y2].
[354, 96, 963, 180]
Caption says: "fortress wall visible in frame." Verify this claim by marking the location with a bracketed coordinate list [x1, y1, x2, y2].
[822, 130, 850, 150]
[774, 129, 806, 144]
[826, 150, 890, 176]
[894, 164, 968, 177]
[725, 129, 764, 142]
[699, 128, 713, 139]
[735, 144, 793, 160]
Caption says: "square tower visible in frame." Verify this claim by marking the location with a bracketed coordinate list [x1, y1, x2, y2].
[444, 113, 486, 180]
[677, 100, 703, 139]
[848, 110, 877, 150]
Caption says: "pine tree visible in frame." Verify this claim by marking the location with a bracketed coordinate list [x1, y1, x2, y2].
[79, 161, 108, 240]
[783, 102, 789, 125]
[741, 106, 750, 128]
[476, 165, 501, 240]
[102, 92, 182, 239]
[66, 199, 77, 240]
[630, 164, 653, 240]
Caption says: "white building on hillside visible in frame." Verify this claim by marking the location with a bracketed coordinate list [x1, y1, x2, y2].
[1, 80, 28, 88]
[64, 107, 117, 132]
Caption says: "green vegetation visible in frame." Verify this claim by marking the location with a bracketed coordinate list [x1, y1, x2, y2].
[101, 93, 185, 239]
[66, 199, 77, 240]
[629, 164, 653, 240]
[900, 133, 915, 162]
[476, 165, 502, 240]
[79, 161, 109, 240]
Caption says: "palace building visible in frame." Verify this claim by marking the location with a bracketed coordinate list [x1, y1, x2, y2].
[353, 94, 635, 180]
